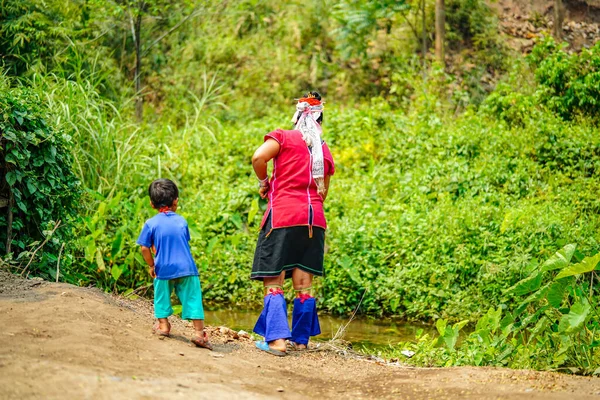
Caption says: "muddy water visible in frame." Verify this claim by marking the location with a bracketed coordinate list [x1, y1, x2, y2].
[205, 309, 431, 350]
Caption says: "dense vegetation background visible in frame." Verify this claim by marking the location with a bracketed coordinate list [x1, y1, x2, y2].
[2, 0, 600, 373]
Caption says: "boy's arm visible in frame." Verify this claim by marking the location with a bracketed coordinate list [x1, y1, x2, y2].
[140, 246, 156, 278]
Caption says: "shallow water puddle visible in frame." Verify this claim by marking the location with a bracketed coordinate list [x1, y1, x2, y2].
[205, 309, 431, 351]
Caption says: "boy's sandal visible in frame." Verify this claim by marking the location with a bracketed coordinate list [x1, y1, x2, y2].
[255, 340, 287, 357]
[153, 322, 171, 337]
[191, 331, 213, 351]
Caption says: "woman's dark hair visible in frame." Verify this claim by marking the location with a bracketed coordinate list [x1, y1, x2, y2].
[148, 178, 179, 208]
[293, 91, 323, 125]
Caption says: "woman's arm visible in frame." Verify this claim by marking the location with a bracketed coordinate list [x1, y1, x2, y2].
[252, 138, 281, 199]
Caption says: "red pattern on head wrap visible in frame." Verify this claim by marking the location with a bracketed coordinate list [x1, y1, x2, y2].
[298, 97, 322, 106]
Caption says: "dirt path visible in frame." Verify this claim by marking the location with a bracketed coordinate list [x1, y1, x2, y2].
[1, 271, 599, 400]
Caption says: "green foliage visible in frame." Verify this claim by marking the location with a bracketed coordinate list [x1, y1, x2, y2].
[390, 245, 600, 374]
[0, 0, 74, 75]
[5, 0, 600, 377]
[0, 74, 80, 277]
[529, 37, 600, 120]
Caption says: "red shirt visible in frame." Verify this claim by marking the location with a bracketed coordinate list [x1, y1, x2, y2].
[260, 129, 335, 231]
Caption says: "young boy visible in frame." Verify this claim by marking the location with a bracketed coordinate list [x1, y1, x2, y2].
[137, 178, 212, 350]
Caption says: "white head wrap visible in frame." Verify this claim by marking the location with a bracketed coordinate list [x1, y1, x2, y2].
[292, 100, 325, 196]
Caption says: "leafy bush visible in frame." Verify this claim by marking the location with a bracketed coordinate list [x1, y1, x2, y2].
[0, 75, 80, 277]
[529, 37, 600, 120]
[391, 245, 600, 375]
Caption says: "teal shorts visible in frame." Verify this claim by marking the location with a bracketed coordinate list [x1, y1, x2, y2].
[153, 275, 205, 320]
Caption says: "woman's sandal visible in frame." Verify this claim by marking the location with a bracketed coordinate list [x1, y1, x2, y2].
[255, 340, 287, 357]
[191, 331, 213, 351]
[288, 341, 308, 351]
[153, 321, 171, 337]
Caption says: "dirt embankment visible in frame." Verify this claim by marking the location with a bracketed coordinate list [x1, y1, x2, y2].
[494, 0, 600, 52]
[1, 270, 599, 400]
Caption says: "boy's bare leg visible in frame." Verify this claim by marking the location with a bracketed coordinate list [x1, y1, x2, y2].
[192, 319, 205, 337]
[190, 319, 212, 350]
[158, 317, 170, 333]
[263, 272, 286, 352]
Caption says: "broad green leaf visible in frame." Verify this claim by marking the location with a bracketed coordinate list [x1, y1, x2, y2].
[95, 248, 106, 271]
[111, 231, 124, 258]
[558, 301, 591, 334]
[436, 318, 447, 335]
[546, 279, 569, 308]
[26, 181, 37, 195]
[500, 313, 515, 332]
[339, 256, 361, 283]
[540, 244, 576, 272]
[111, 265, 123, 281]
[248, 198, 259, 225]
[85, 240, 96, 263]
[390, 297, 399, 312]
[228, 271, 237, 284]
[528, 316, 549, 344]
[454, 319, 470, 331]
[134, 252, 146, 266]
[207, 237, 218, 253]
[444, 326, 460, 350]
[16, 200, 27, 213]
[231, 213, 243, 230]
[515, 282, 550, 316]
[504, 272, 544, 296]
[172, 305, 182, 316]
[96, 202, 107, 217]
[555, 253, 600, 280]
[6, 171, 16, 186]
[496, 344, 515, 363]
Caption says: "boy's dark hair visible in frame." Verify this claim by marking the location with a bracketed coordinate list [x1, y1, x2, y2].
[148, 179, 179, 208]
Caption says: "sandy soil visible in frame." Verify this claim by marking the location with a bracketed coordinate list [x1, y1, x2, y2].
[1, 270, 599, 400]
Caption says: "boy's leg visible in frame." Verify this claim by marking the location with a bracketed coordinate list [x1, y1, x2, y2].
[174, 276, 205, 336]
[174, 276, 212, 349]
[153, 278, 174, 333]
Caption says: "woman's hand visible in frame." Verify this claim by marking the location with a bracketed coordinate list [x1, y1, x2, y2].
[259, 182, 270, 199]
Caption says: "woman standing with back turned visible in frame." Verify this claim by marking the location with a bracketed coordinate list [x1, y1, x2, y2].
[250, 91, 335, 356]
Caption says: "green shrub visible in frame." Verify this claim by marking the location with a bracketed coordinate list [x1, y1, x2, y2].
[391, 245, 600, 375]
[0, 75, 80, 278]
[529, 37, 600, 120]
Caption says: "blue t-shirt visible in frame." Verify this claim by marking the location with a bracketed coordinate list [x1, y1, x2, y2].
[136, 211, 198, 280]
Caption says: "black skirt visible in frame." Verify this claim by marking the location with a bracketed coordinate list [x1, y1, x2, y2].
[251, 213, 325, 281]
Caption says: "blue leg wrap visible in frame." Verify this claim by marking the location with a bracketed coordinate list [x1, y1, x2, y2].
[291, 297, 321, 345]
[253, 293, 291, 342]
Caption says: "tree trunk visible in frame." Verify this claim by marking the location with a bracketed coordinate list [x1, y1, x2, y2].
[554, 0, 564, 40]
[134, 10, 143, 122]
[435, 0, 445, 64]
[421, 0, 427, 61]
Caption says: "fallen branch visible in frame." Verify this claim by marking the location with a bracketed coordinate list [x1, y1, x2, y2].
[20, 220, 62, 277]
[313, 288, 368, 353]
